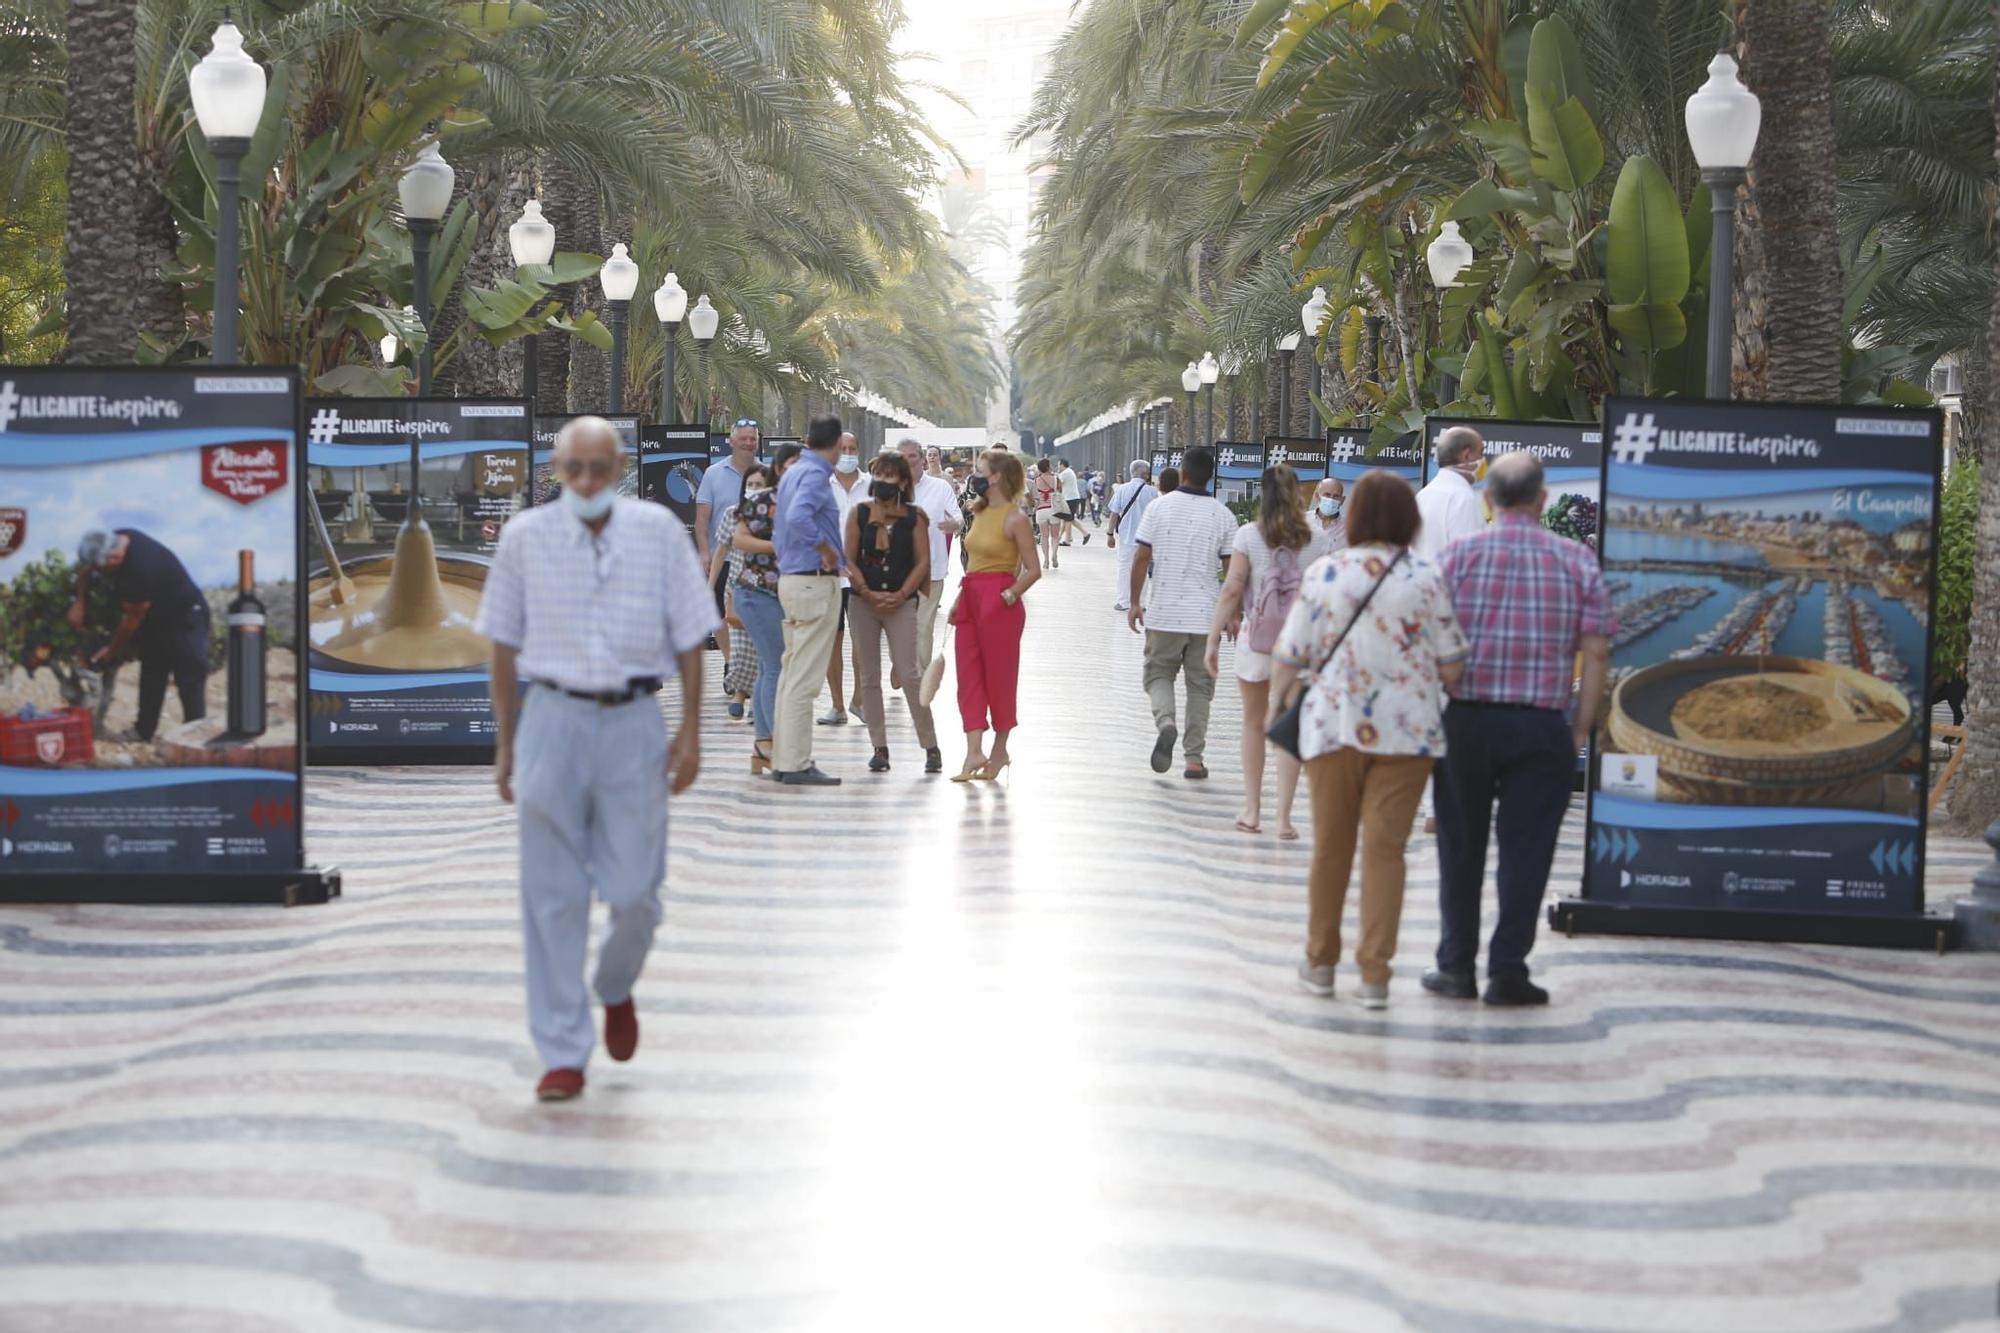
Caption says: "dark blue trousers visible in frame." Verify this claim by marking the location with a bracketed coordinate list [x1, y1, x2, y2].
[1433, 701, 1574, 980]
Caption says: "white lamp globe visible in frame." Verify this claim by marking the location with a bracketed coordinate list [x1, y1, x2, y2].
[654, 272, 688, 325]
[1300, 286, 1329, 339]
[1278, 331, 1301, 352]
[189, 20, 266, 140]
[688, 295, 721, 344]
[398, 142, 455, 222]
[1685, 51, 1761, 170]
[1180, 362, 1202, 394]
[1427, 221, 1474, 289]
[380, 331, 399, 363]
[599, 243, 639, 302]
[1198, 352, 1220, 385]
[508, 200, 556, 268]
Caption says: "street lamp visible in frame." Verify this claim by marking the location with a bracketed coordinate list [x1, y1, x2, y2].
[1180, 360, 1201, 449]
[379, 304, 411, 367]
[189, 17, 266, 365]
[1198, 352, 1219, 447]
[1427, 221, 1475, 402]
[599, 242, 639, 412]
[1277, 330, 1301, 436]
[1300, 286, 1329, 407]
[1220, 349, 1243, 439]
[653, 271, 687, 420]
[507, 200, 555, 413]
[688, 294, 719, 428]
[398, 140, 454, 394]
[1685, 44, 1761, 399]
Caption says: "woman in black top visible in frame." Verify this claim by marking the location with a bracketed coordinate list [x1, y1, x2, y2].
[842, 452, 941, 773]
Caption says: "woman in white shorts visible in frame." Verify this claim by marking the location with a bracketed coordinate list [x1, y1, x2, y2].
[1206, 463, 1330, 839]
[1032, 457, 1061, 569]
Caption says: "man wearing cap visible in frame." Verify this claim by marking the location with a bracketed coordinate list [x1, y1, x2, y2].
[477, 416, 717, 1102]
[69, 528, 210, 741]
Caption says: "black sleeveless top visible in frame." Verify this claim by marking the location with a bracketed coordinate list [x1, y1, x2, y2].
[856, 502, 919, 592]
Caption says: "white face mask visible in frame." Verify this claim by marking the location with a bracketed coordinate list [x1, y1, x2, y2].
[1318, 497, 1341, 518]
[562, 486, 615, 521]
[743, 485, 771, 499]
[835, 454, 860, 475]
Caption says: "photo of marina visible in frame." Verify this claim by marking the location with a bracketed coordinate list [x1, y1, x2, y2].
[1598, 482, 1933, 814]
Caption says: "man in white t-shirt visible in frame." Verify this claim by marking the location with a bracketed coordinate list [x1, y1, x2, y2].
[820, 432, 867, 725]
[898, 437, 961, 672]
[1127, 447, 1236, 779]
[1106, 458, 1157, 611]
[1414, 426, 1487, 561]
[1057, 460, 1088, 547]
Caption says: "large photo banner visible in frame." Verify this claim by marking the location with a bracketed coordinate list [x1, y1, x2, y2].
[1264, 435, 1325, 483]
[1422, 416, 1602, 543]
[304, 397, 530, 764]
[1214, 440, 1265, 502]
[1577, 396, 1942, 937]
[640, 424, 711, 541]
[1325, 429, 1420, 488]
[0, 366, 326, 897]
[532, 412, 641, 505]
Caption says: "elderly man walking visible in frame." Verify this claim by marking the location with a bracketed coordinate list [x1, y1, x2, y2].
[898, 436, 962, 672]
[1127, 446, 1235, 778]
[1425, 452, 1613, 1007]
[771, 416, 848, 785]
[1106, 459, 1157, 612]
[476, 417, 716, 1102]
[1415, 425, 1487, 561]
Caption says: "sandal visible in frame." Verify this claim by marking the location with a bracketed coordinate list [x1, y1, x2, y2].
[1235, 816, 1261, 834]
[1277, 825, 1300, 842]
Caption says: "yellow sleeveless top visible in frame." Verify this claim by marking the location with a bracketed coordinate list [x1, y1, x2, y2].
[965, 504, 1018, 574]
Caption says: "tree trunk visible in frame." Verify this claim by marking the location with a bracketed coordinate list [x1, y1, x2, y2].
[133, 145, 185, 352]
[62, 0, 141, 363]
[1741, 0, 1843, 402]
[540, 156, 604, 411]
[1951, 19, 2000, 830]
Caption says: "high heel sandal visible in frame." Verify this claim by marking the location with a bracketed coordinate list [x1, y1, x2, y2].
[973, 756, 1011, 781]
[950, 758, 987, 783]
[751, 741, 773, 775]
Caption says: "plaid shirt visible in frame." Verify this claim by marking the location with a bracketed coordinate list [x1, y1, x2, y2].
[1438, 512, 1615, 711]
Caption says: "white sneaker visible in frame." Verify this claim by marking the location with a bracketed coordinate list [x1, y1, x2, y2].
[1353, 982, 1388, 1010]
[1296, 961, 1336, 997]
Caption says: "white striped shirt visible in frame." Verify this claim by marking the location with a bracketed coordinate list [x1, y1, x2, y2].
[1134, 489, 1237, 633]
[474, 498, 719, 692]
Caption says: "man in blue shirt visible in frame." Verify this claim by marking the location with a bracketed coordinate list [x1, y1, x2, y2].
[770, 415, 848, 785]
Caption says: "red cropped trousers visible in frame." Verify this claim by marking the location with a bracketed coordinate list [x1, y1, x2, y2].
[954, 572, 1024, 733]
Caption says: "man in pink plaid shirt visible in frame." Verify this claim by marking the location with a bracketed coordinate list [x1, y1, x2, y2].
[1425, 452, 1614, 1007]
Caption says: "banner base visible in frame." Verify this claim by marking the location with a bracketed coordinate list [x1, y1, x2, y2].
[1549, 898, 1955, 952]
[308, 746, 492, 767]
[0, 866, 342, 907]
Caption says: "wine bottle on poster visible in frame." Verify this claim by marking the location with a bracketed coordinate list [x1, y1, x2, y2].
[227, 549, 267, 738]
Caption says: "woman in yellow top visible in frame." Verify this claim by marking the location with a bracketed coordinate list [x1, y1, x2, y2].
[947, 449, 1042, 780]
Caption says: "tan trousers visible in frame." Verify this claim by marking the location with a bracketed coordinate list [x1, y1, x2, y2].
[850, 594, 938, 750]
[1143, 630, 1216, 764]
[1305, 747, 1433, 984]
[774, 574, 842, 773]
[914, 579, 945, 669]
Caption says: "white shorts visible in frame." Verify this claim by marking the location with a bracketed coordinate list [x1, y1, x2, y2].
[1236, 645, 1273, 683]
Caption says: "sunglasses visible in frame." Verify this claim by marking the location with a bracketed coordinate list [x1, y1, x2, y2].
[559, 457, 616, 480]
[733, 418, 759, 429]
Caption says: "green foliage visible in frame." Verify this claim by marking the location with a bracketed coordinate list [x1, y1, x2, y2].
[0, 550, 115, 678]
[1932, 460, 1975, 684]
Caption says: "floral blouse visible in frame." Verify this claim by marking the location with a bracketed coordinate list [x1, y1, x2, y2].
[732, 489, 779, 593]
[1274, 544, 1469, 760]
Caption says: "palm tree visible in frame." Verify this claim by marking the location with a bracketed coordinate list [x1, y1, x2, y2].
[62, 0, 140, 362]
[1740, 0, 1844, 401]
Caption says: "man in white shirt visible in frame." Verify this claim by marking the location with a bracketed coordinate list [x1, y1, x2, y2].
[1057, 459, 1088, 547]
[1127, 446, 1236, 779]
[1312, 477, 1346, 547]
[898, 437, 961, 672]
[821, 432, 867, 724]
[476, 417, 717, 1103]
[1414, 426, 1487, 561]
[1106, 458, 1157, 611]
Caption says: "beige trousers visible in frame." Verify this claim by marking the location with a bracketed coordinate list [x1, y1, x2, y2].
[914, 579, 945, 670]
[1304, 747, 1433, 985]
[850, 594, 938, 750]
[774, 574, 842, 772]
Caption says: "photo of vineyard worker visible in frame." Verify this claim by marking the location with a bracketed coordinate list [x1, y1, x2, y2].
[70, 529, 211, 741]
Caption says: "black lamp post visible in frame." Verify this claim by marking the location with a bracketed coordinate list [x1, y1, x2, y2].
[508, 200, 556, 411]
[653, 271, 687, 420]
[1180, 361, 1200, 449]
[1199, 352, 1219, 446]
[1300, 286, 1328, 413]
[688, 294, 719, 429]
[600, 242, 638, 413]
[189, 18, 265, 365]
[398, 141, 454, 395]
[1685, 44, 1761, 399]
[1277, 332, 1299, 436]
[1426, 221, 1473, 405]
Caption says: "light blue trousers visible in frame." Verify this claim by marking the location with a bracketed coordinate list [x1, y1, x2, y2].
[514, 687, 668, 1071]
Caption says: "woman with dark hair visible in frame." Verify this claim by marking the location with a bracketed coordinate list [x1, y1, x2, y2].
[1206, 463, 1329, 839]
[1031, 457, 1061, 569]
[731, 455, 793, 774]
[843, 451, 941, 773]
[1155, 465, 1181, 497]
[1269, 469, 1468, 1009]
[949, 447, 1041, 780]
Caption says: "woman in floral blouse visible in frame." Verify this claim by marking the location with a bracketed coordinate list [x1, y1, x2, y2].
[1269, 469, 1468, 1010]
[727, 457, 789, 774]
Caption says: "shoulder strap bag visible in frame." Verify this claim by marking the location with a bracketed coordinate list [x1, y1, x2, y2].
[1265, 548, 1403, 762]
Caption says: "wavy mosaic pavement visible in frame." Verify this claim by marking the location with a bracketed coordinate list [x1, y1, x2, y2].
[2, 537, 1998, 1333]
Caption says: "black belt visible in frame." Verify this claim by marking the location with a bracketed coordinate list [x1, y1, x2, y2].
[534, 678, 661, 705]
[1452, 698, 1560, 713]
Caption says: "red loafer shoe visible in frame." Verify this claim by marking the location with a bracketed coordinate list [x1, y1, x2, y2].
[536, 1068, 585, 1102]
[604, 999, 639, 1062]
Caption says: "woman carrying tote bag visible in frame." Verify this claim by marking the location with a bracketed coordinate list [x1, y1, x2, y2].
[1267, 470, 1468, 1010]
